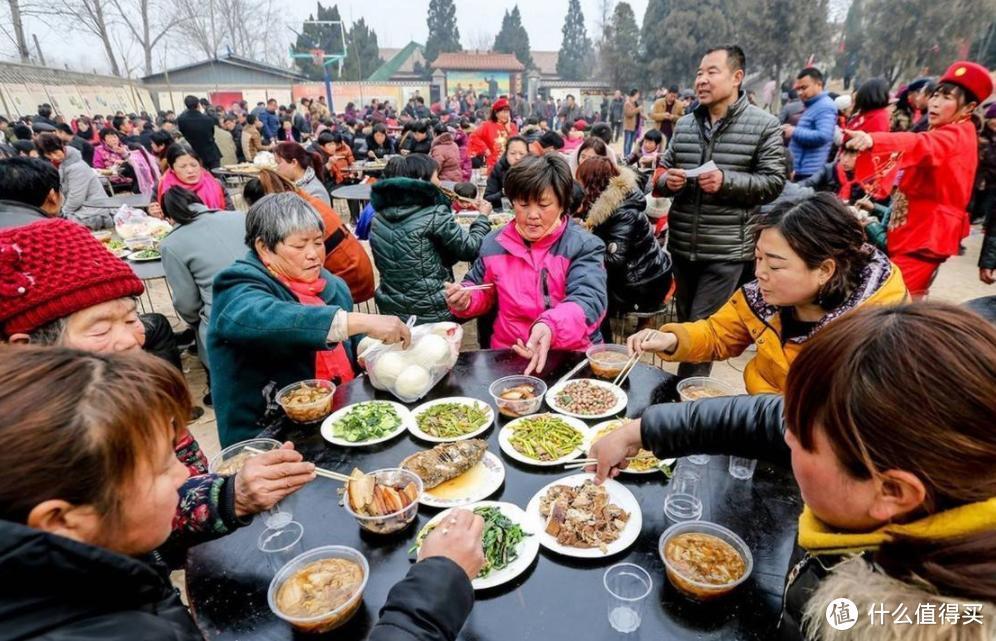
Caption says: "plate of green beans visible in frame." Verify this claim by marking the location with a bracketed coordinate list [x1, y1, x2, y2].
[498, 413, 591, 466]
[409, 397, 496, 443]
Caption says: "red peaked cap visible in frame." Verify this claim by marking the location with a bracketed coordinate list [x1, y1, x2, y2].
[939, 61, 993, 104]
[0, 219, 144, 336]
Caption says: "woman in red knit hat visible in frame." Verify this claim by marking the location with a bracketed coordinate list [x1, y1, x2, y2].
[468, 97, 519, 171]
[845, 61, 993, 297]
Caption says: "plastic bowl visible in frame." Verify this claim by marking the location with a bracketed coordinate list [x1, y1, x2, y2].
[586, 344, 631, 380]
[659, 521, 753, 601]
[208, 438, 282, 476]
[268, 545, 369, 633]
[676, 377, 737, 402]
[488, 375, 546, 418]
[277, 379, 336, 423]
[341, 468, 423, 534]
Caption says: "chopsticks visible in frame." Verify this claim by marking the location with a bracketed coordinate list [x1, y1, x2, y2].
[553, 358, 589, 388]
[563, 457, 638, 470]
[243, 446, 352, 483]
[611, 352, 641, 387]
[461, 283, 494, 291]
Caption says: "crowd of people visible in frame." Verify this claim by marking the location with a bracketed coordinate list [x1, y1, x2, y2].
[1, 40, 995, 641]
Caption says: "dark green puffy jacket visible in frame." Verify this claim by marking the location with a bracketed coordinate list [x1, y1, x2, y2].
[370, 177, 490, 323]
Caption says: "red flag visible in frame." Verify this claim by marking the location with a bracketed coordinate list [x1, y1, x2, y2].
[853, 149, 903, 201]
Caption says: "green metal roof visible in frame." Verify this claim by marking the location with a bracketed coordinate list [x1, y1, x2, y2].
[367, 41, 423, 82]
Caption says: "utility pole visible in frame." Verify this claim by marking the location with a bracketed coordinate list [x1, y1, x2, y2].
[7, 0, 31, 62]
[32, 33, 46, 66]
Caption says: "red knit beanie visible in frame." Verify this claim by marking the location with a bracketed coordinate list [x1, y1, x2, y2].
[0, 219, 145, 336]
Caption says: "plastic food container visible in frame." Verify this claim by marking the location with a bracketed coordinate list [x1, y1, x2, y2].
[676, 377, 737, 402]
[489, 375, 546, 418]
[586, 344, 631, 380]
[659, 521, 753, 601]
[277, 379, 336, 423]
[268, 546, 369, 633]
[208, 438, 282, 476]
[341, 468, 422, 534]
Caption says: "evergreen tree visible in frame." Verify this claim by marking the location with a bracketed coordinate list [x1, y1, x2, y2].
[557, 0, 595, 80]
[292, 2, 346, 80]
[639, 0, 671, 85]
[493, 5, 534, 69]
[340, 18, 383, 81]
[653, 0, 732, 86]
[425, 0, 461, 65]
[601, 2, 642, 91]
[970, 22, 996, 69]
[834, 0, 865, 87]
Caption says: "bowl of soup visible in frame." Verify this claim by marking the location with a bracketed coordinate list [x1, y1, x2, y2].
[268, 546, 369, 633]
[586, 344, 631, 380]
[659, 521, 752, 600]
[675, 377, 737, 402]
[277, 379, 336, 423]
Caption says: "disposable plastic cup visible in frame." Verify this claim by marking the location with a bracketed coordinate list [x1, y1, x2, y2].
[603, 563, 653, 634]
[729, 457, 758, 480]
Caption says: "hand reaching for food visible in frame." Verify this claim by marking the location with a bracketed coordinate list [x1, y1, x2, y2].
[585, 419, 644, 484]
[443, 281, 472, 312]
[417, 508, 486, 579]
[626, 328, 676, 356]
[233, 442, 316, 517]
[513, 322, 552, 376]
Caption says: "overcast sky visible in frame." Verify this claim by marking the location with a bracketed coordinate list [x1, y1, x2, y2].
[7, 0, 849, 76]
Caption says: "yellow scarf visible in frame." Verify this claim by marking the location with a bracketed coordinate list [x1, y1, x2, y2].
[798, 497, 996, 555]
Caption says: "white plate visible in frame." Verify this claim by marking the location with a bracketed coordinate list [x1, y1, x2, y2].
[408, 397, 495, 443]
[498, 413, 591, 466]
[320, 400, 412, 447]
[419, 451, 506, 508]
[586, 420, 676, 475]
[526, 473, 642, 558]
[415, 501, 541, 590]
[544, 378, 628, 420]
[126, 251, 161, 262]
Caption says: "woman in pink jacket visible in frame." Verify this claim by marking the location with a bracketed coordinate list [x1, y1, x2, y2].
[429, 123, 464, 182]
[444, 154, 608, 375]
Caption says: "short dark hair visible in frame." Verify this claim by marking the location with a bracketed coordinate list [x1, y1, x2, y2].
[797, 67, 824, 84]
[410, 119, 430, 134]
[642, 129, 663, 145]
[245, 114, 257, 125]
[754, 193, 869, 309]
[854, 77, 891, 113]
[150, 130, 173, 150]
[503, 154, 573, 212]
[183, 95, 199, 110]
[162, 186, 206, 225]
[35, 133, 64, 156]
[165, 143, 201, 169]
[704, 44, 746, 73]
[628, 88, 639, 97]
[12, 140, 36, 156]
[402, 153, 439, 181]
[933, 81, 979, 108]
[453, 182, 477, 199]
[55, 123, 74, 136]
[0, 157, 61, 207]
[538, 131, 564, 150]
[98, 127, 119, 142]
[381, 156, 409, 179]
[37, 104, 52, 119]
[590, 123, 612, 143]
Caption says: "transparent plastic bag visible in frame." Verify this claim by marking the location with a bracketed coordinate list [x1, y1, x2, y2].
[114, 206, 171, 241]
[359, 322, 463, 403]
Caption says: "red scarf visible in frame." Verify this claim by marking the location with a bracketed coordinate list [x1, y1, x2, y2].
[276, 274, 356, 385]
[158, 168, 226, 209]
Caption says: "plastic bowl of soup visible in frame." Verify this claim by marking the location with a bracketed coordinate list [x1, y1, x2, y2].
[586, 344, 631, 380]
[208, 438, 282, 476]
[659, 521, 753, 601]
[488, 375, 546, 418]
[675, 377, 737, 402]
[268, 545, 369, 633]
[277, 379, 336, 423]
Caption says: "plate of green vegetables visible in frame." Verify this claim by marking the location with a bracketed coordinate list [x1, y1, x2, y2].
[321, 400, 412, 446]
[409, 397, 495, 443]
[410, 501, 540, 590]
[498, 413, 591, 466]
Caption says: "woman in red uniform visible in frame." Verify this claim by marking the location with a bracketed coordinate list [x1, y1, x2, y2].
[845, 61, 992, 297]
[468, 98, 519, 171]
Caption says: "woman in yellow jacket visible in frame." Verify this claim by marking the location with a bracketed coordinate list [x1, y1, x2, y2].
[628, 193, 909, 394]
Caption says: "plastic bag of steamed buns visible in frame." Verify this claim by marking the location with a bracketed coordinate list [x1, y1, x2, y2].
[358, 322, 463, 403]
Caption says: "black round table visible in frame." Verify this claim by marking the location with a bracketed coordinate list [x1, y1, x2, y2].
[185, 350, 802, 640]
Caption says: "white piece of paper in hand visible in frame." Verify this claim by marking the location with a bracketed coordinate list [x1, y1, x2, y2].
[684, 160, 718, 179]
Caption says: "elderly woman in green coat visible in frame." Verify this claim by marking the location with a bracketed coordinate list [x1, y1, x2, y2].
[208, 192, 411, 447]
[369, 153, 491, 323]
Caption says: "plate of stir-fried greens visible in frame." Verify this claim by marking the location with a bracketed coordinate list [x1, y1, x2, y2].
[410, 501, 540, 590]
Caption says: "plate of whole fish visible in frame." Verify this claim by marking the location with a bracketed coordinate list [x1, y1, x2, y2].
[400, 439, 506, 508]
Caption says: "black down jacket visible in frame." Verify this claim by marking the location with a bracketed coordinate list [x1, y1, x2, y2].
[655, 91, 785, 262]
[584, 167, 672, 313]
[370, 177, 490, 323]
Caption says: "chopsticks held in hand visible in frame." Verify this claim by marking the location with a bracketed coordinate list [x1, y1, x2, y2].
[460, 283, 494, 291]
[612, 352, 640, 387]
[243, 446, 352, 483]
[563, 457, 638, 471]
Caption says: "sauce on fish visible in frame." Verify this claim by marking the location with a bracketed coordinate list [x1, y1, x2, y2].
[424, 462, 487, 500]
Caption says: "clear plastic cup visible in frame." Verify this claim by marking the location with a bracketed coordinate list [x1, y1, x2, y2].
[604, 563, 653, 634]
[664, 465, 703, 522]
[729, 456, 758, 480]
[257, 520, 304, 573]
[209, 438, 292, 527]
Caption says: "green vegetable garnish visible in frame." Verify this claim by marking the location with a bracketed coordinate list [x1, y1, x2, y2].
[416, 402, 489, 438]
[409, 506, 529, 578]
[331, 401, 401, 442]
[131, 249, 160, 260]
[509, 415, 582, 461]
